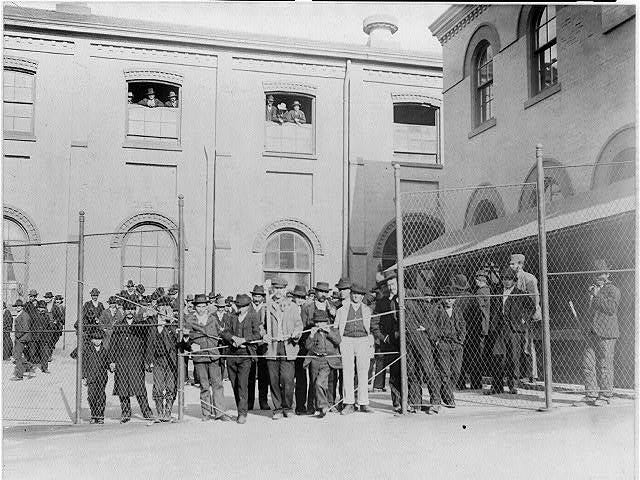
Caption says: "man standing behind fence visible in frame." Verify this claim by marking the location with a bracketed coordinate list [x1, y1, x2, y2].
[509, 253, 541, 382]
[10, 299, 33, 380]
[3, 301, 13, 360]
[108, 301, 154, 423]
[573, 260, 621, 407]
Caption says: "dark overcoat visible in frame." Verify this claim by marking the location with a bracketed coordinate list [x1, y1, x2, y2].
[588, 282, 621, 339]
[108, 314, 150, 396]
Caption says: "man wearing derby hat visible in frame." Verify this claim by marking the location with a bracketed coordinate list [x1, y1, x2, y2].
[336, 282, 375, 414]
[82, 288, 105, 335]
[248, 284, 270, 411]
[43, 291, 64, 360]
[72, 329, 110, 424]
[220, 294, 263, 424]
[108, 300, 154, 423]
[285, 100, 306, 124]
[298, 281, 335, 414]
[99, 296, 122, 351]
[165, 90, 178, 108]
[137, 87, 164, 107]
[573, 260, 621, 407]
[509, 253, 541, 382]
[264, 284, 303, 419]
[10, 299, 34, 380]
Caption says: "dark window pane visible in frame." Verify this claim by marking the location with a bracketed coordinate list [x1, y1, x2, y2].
[280, 251, 295, 269]
[264, 251, 279, 269]
[394, 104, 436, 126]
[280, 233, 294, 251]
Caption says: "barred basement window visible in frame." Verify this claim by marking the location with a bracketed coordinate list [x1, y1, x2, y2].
[126, 81, 181, 147]
[393, 103, 439, 159]
[264, 93, 315, 156]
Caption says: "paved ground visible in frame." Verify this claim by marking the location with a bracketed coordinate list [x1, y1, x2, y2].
[2, 350, 637, 479]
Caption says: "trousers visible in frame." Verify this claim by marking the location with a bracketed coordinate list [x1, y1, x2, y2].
[13, 340, 32, 378]
[226, 356, 252, 417]
[294, 355, 314, 413]
[407, 338, 441, 406]
[436, 341, 462, 404]
[267, 357, 296, 413]
[119, 394, 153, 419]
[248, 356, 270, 409]
[88, 380, 107, 419]
[583, 332, 616, 399]
[195, 361, 225, 418]
[341, 336, 370, 406]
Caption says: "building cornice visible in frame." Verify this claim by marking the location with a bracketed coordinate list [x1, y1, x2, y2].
[429, 4, 489, 45]
[3, 6, 442, 70]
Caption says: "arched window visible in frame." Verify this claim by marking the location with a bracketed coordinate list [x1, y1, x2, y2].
[519, 160, 573, 211]
[475, 43, 494, 125]
[472, 199, 498, 226]
[591, 125, 636, 189]
[121, 224, 177, 289]
[263, 230, 312, 290]
[378, 215, 445, 270]
[3, 217, 29, 304]
[532, 6, 557, 94]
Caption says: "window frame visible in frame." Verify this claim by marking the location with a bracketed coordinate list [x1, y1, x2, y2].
[3, 56, 38, 141]
[122, 70, 184, 152]
[474, 42, 494, 126]
[392, 100, 441, 162]
[531, 6, 558, 96]
[262, 229, 314, 288]
[120, 222, 178, 289]
[263, 90, 316, 158]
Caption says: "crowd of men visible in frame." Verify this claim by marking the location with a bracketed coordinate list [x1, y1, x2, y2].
[128, 87, 179, 108]
[3, 253, 620, 424]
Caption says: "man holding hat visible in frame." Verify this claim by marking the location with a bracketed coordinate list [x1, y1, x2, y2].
[186, 294, 228, 421]
[335, 282, 375, 414]
[137, 87, 164, 107]
[509, 253, 541, 382]
[220, 293, 263, 424]
[108, 300, 154, 423]
[264, 284, 304, 419]
[285, 100, 306, 124]
[10, 299, 33, 380]
[248, 284, 270, 411]
[574, 260, 621, 407]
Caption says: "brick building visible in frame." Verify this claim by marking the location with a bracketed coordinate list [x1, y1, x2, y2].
[2, 5, 443, 323]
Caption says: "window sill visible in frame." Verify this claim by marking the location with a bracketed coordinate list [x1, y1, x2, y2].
[3, 132, 36, 142]
[263, 151, 317, 161]
[391, 161, 443, 170]
[524, 83, 561, 110]
[123, 140, 182, 152]
[468, 117, 496, 139]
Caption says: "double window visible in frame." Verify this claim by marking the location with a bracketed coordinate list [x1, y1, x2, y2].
[264, 92, 315, 156]
[121, 223, 177, 289]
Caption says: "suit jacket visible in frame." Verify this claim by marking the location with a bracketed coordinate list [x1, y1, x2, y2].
[499, 287, 536, 334]
[186, 313, 222, 362]
[3, 308, 13, 332]
[304, 326, 342, 369]
[145, 324, 179, 371]
[82, 300, 105, 324]
[517, 270, 542, 321]
[300, 300, 335, 354]
[405, 296, 439, 343]
[107, 314, 150, 396]
[588, 282, 620, 339]
[475, 286, 492, 336]
[14, 311, 31, 342]
[265, 299, 303, 360]
[98, 308, 123, 350]
[137, 98, 164, 107]
[81, 344, 109, 385]
[372, 296, 398, 351]
[220, 306, 263, 357]
[435, 301, 466, 345]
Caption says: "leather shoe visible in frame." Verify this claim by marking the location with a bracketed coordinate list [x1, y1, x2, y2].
[572, 396, 596, 407]
[359, 405, 374, 413]
[429, 404, 441, 414]
[236, 415, 247, 424]
[120, 417, 131, 424]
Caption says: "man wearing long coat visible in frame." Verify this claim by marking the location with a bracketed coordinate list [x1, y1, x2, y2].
[108, 301, 153, 422]
[3, 302, 13, 360]
[98, 297, 122, 351]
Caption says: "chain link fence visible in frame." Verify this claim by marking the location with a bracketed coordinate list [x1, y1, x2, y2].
[395, 156, 636, 412]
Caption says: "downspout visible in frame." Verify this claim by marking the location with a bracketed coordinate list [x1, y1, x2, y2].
[342, 59, 351, 277]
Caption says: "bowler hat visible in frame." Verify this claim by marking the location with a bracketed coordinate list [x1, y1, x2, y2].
[91, 329, 105, 340]
[335, 277, 352, 290]
[37, 300, 46, 309]
[44, 292, 53, 298]
[251, 285, 266, 296]
[594, 259, 610, 275]
[192, 294, 209, 305]
[146, 87, 155, 96]
[351, 283, 367, 295]
[451, 274, 470, 291]
[234, 294, 251, 308]
[90, 288, 100, 296]
[28, 289, 38, 297]
[107, 296, 118, 305]
[136, 284, 145, 294]
[307, 289, 315, 297]
[314, 281, 330, 293]
[292, 100, 301, 107]
[292, 285, 307, 298]
[54, 295, 63, 301]
[126, 280, 135, 288]
[501, 266, 517, 281]
[13, 299, 24, 307]
[168, 91, 177, 98]
[271, 277, 288, 288]
[215, 296, 227, 308]
[267, 95, 274, 102]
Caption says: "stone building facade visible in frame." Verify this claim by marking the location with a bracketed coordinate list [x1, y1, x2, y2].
[2, 6, 443, 323]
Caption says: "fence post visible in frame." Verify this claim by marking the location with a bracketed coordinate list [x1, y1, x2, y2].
[74, 211, 85, 424]
[177, 195, 185, 421]
[535, 144, 554, 410]
[393, 164, 409, 414]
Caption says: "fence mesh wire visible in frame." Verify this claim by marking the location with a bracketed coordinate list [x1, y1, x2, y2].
[398, 172, 635, 411]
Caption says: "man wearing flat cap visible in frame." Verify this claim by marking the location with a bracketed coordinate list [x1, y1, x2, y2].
[137, 87, 164, 107]
[574, 259, 621, 407]
[248, 284, 270, 411]
[220, 294, 263, 424]
[264, 283, 303, 419]
[509, 253, 541, 382]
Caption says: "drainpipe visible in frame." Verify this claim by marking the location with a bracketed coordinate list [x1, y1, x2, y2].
[342, 59, 351, 278]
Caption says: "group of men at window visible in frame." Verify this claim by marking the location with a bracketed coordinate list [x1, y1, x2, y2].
[128, 87, 179, 108]
[265, 95, 307, 124]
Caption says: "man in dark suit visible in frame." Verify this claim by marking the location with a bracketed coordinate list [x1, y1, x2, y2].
[10, 299, 33, 380]
[83, 288, 105, 327]
[497, 267, 535, 394]
[72, 329, 110, 424]
[248, 284, 270, 411]
[220, 294, 263, 424]
[137, 87, 164, 107]
[43, 292, 64, 361]
[3, 301, 13, 360]
[574, 260, 621, 407]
